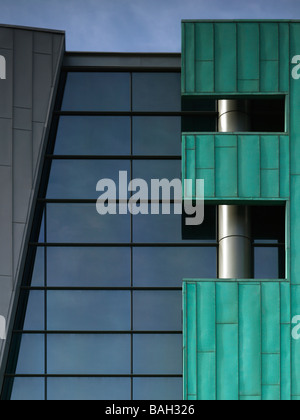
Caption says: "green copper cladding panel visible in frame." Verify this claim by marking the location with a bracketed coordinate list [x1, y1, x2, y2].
[214, 23, 237, 93]
[238, 135, 260, 198]
[182, 134, 289, 200]
[183, 280, 291, 401]
[182, 21, 290, 95]
[239, 284, 262, 399]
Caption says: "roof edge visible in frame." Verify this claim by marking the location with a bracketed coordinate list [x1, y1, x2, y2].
[0, 22, 65, 35]
[63, 52, 181, 69]
[64, 51, 181, 56]
[182, 19, 300, 23]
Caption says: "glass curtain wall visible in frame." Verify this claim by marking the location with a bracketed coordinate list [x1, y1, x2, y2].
[1, 70, 218, 400]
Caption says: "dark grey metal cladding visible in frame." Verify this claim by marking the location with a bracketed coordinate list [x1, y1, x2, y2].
[0, 48, 12, 118]
[0, 25, 65, 368]
[63, 52, 181, 69]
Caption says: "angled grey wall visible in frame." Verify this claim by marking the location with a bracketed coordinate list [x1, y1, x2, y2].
[0, 25, 65, 367]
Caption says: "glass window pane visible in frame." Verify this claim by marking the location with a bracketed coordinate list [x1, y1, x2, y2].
[54, 116, 131, 156]
[8, 378, 45, 401]
[47, 377, 131, 401]
[182, 98, 216, 112]
[133, 247, 217, 287]
[9, 334, 45, 375]
[62, 72, 130, 112]
[47, 334, 131, 374]
[182, 115, 216, 132]
[133, 211, 180, 243]
[38, 211, 45, 242]
[47, 247, 130, 287]
[22, 291, 44, 331]
[47, 204, 130, 243]
[252, 206, 285, 243]
[133, 291, 181, 331]
[47, 291, 131, 331]
[30, 247, 45, 287]
[132, 160, 181, 185]
[132, 72, 181, 112]
[133, 208, 211, 244]
[254, 247, 284, 279]
[133, 334, 182, 374]
[133, 117, 181, 156]
[133, 378, 182, 400]
[47, 160, 130, 200]
[182, 205, 217, 242]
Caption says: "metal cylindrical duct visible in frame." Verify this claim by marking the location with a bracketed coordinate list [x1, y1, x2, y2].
[218, 205, 252, 278]
[218, 100, 251, 279]
[218, 99, 250, 132]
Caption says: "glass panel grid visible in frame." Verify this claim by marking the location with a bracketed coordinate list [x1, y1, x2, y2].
[2, 70, 218, 401]
[61, 72, 131, 112]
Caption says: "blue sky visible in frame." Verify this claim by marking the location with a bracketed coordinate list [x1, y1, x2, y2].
[1, 0, 300, 52]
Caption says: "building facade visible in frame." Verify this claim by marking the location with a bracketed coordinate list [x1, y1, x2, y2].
[0, 20, 299, 400]
[182, 20, 300, 401]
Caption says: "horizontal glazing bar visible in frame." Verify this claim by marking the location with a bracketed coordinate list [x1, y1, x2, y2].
[5, 374, 183, 378]
[61, 66, 181, 73]
[45, 155, 182, 160]
[38, 199, 184, 203]
[29, 243, 218, 247]
[12, 331, 183, 334]
[20, 287, 183, 291]
[54, 111, 217, 117]
[29, 242, 282, 247]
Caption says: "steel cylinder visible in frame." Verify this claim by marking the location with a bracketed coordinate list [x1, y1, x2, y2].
[218, 100, 251, 279]
[218, 99, 250, 132]
[218, 205, 252, 278]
